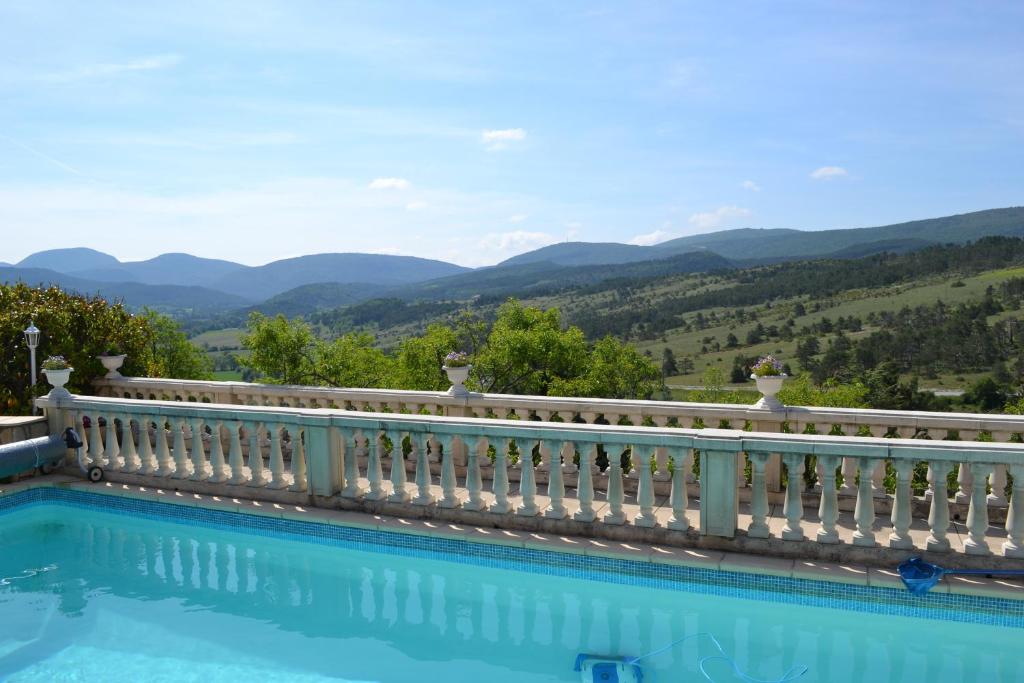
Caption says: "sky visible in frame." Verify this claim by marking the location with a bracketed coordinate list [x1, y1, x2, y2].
[0, 1, 1022, 268]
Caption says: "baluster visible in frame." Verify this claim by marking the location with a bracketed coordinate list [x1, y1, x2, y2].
[634, 445, 656, 527]
[172, 418, 190, 479]
[288, 428, 308, 492]
[76, 412, 91, 466]
[412, 433, 435, 506]
[747, 452, 770, 538]
[208, 420, 229, 484]
[573, 443, 596, 522]
[852, 458, 880, 546]
[364, 430, 386, 500]
[155, 419, 174, 477]
[462, 436, 486, 511]
[104, 414, 121, 470]
[544, 440, 568, 520]
[341, 429, 365, 498]
[667, 446, 689, 531]
[120, 414, 140, 473]
[87, 415, 104, 468]
[871, 458, 887, 498]
[988, 465, 1008, 507]
[683, 447, 695, 484]
[266, 423, 287, 489]
[840, 457, 857, 495]
[138, 417, 157, 475]
[653, 446, 670, 481]
[955, 461, 973, 504]
[228, 422, 247, 485]
[387, 431, 410, 503]
[926, 461, 953, 552]
[965, 463, 994, 555]
[189, 417, 208, 481]
[489, 439, 511, 514]
[736, 452, 747, 488]
[437, 435, 460, 509]
[888, 459, 914, 549]
[246, 421, 267, 487]
[813, 454, 839, 543]
[1004, 464, 1024, 558]
[781, 453, 805, 541]
[603, 445, 626, 525]
[516, 438, 539, 516]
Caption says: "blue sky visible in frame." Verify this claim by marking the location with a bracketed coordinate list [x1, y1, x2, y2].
[1, 2, 1022, 267]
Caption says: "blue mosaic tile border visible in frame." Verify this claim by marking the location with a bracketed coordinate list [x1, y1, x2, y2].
[3, 485, 1023, 629]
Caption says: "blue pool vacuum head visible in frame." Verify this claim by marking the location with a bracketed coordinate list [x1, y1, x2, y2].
[573, 653, 643, 682]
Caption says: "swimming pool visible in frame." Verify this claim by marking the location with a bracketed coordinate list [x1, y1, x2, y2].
[1, 487, 1022, 682]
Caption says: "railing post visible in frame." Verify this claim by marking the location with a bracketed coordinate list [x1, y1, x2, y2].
[387, 430, 411, 503]
[412, 433, 435, 506]
[573, 442, 596, 522]
[965, 463, 994, 555]
[1004, 463, 1024, 558]
[515, 438, 539, 516]
[667, 446, 690, 531]
[699, 448, 738, 538]
[926, 461, 953, 552]
[462, 436, 486, 511]
[747, 451, 770, 538]
[816, 454, 840, 543]
[288, 427, 308, 493]
[781, 452, 806, 541]
[304, 425, 338, 496]
[341, 429, 364, 499]
[543, 440, 568, 520]
[489, 438, 510, 514]
[365, 430, 386, 501]
[189, 417, 208, 482]
[172, 418, 190, 479]
[888, 459, 914, 549]
[634, 445, 657, 527]
[245, 421, 266, 487]
[438, 434, 460, 509]
[852, 457, 880, 547]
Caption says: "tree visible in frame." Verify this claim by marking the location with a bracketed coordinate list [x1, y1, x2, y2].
[725, 332, 739, 348]
[661, 348, 678, 377]
[142, 309, 213, 381]
[0, 284, 204, 415]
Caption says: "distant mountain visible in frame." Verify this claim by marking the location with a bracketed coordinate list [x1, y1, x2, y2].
[18, 247, 121, 272]
[250, 282, 384, 317]
[11, 248, 471, 300]
[208, 253, 470, 300]
[388, 249, 733, 303]
[500, 242, 656, 267]
[0, 266, 251, 313]
[655, 207, 1024, 261]
[502, 207, 1024, 267]
[72, 253, 246, 289]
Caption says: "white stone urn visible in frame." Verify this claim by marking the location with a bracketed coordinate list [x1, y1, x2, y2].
[97, 352, 126, 378]
[751, 373, 786, 411]
[98, 353, 127, 378]
[42, 367, 73, 399]
[444, 364, 472, 398]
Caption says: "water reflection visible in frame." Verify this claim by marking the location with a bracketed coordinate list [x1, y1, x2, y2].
[0, 508, 1020, 682]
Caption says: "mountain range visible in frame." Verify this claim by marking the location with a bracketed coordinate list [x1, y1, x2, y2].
[3, 206, 1023, 317]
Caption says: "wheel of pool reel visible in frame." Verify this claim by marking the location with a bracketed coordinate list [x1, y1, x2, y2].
[88, 466, 104, 482]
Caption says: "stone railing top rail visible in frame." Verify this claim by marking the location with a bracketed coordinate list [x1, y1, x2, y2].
[41, 394, 1024, 465]
[94, 376, 1024, 435]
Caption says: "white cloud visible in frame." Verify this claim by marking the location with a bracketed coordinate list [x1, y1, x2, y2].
[810, 166, 848, 180]
[482, 128, 526, 151]
[44, 54, 182, 82]
[368, 177, 410, 190]
[628, 229, 676, 246]
[476, 230, 557, 261]
[688, 205, 752, 231]
[405, 201, 428, 211]
[508, 214, 528, 223]
[741, 180, 761, 192]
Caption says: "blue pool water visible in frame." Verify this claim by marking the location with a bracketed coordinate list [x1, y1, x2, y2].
[0, 489, 1022, 682]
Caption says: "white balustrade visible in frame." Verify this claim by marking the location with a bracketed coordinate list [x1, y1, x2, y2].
[36, 392, 1024, 564]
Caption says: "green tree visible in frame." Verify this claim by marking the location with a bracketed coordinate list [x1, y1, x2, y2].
[394, 323, 457, 391]
[661, 348, 678, 377]
[469, 300, 590, 395]
[142, 309, 212, 381]
[0, 284, 205, 414]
